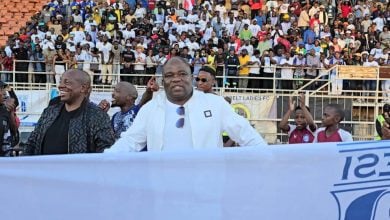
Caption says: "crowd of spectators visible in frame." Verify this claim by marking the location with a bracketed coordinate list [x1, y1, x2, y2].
[0, 0, 389, 95]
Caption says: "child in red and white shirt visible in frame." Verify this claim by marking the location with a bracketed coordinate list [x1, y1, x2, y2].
[314, 103, 353, 143]
[280, 95, 316, 144]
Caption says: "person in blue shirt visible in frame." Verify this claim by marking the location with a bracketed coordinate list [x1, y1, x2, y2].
[303, 26, 316, 44]
[108, 77, 159, 139]
[255, 10, 266, 28]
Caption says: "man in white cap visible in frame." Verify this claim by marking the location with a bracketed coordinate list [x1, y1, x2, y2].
[41, 32, 55, 51]
[249, 19, 261, 37]
[84, 15, 97, 32]
[318, 5, 328, 25]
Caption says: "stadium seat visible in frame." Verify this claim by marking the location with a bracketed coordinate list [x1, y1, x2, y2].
[0, 0, 47, 47]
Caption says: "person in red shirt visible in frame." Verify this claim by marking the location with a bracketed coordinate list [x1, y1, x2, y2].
[314, 104, 353, 142]
[340, 1, 352, 21]
[249, 0, 262, 19]
[280, 94, 316, 144]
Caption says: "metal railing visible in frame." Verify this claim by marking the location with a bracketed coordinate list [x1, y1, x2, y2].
[5, 59, 390, 143]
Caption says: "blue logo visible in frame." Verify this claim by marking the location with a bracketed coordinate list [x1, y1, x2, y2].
[331, 142, 390, 220]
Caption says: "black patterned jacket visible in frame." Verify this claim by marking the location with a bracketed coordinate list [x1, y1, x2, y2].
[24, 99, 115, 155]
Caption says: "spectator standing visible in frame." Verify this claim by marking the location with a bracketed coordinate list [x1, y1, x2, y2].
[121, 44, 135, 83]
[248, 49, 261, 89]
[133, 45, 146, 85]
[225, 49, 240, 88]
[362, 54, 379, 99]
[326, 51, 345, 95]
[24, 69, 115, 155]
[53, 49, 68, 86]
[33, 44, 46, 83]
[13, 42, 29, 83]
[111, 40, 122, 84]
[280, 51, 294, 90]
[99, 36, 113, 85]
[306, 48, 321, 90]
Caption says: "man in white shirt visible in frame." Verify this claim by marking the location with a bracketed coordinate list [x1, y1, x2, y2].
[280, 51, 294, 90]
[84, 16, 98, 32]
[248, 50, 262, 89]
[133, 45, 146, 85]
[240, 40, 254, 56]
[249, 19, 261, 37]
[122, 24, 136, 40]
[105, 57, 267, 152]
[215, 2, 227, 18]
[370, 42, 384, 59]
[373, 13, 386, 32]
[363, 54, 379, 97]
[99, 36, 113, 84]
[186, 36, 200, 58]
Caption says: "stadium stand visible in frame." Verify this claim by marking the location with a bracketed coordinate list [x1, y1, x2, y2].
[0, 0, 47, 46]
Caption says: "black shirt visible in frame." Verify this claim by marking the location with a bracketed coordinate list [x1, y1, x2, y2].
[41, 106, 82, 155]
[0, 105, 11, 156]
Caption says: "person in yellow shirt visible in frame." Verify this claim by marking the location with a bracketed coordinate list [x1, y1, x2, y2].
[207, 48, 217, 68]
[238, 49, 250, 89]
[92, 8, 102, 26]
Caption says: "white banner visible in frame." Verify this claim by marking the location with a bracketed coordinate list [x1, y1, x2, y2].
[0, 141, 389, 220]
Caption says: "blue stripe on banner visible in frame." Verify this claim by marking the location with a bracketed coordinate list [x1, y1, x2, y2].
[331, 184, 390, 193]
[337, 140, 390, 147]
[339, 146, 390, 153]
[334, 178, 390, 187]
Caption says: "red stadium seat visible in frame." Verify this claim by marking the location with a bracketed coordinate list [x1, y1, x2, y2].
[0, 0, 47, 46]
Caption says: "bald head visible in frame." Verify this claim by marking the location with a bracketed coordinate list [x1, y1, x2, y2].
[163, 56, 192, 76]
[116, 81, 138, 99]
[66, 69, 91, 86]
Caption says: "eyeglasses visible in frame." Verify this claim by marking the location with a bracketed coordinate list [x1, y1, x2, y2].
[195, 77, 208, 83]
[176, 106, 185, 128]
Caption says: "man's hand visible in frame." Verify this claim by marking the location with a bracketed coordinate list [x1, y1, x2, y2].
[147, 76, 159, 92]
[289, 96, 296, 112]
[4, 98, 16, 112]
[98, 99, 110, 112]
[381, 121, 390, 140]
[299, 93, 305, 108]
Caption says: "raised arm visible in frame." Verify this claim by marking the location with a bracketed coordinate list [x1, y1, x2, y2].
[299, 93, 316, 132]
[139, 76, 159, 107]
[279, 96, 295, 132]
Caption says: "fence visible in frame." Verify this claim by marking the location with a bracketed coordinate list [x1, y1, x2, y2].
[3, 59, 390, 143]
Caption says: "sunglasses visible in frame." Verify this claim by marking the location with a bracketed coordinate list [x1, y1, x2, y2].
[195, 77, 208, 83]
[176, 106, 185, 128]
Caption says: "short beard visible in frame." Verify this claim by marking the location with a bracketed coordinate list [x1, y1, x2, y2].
[111, 102, 120, 108]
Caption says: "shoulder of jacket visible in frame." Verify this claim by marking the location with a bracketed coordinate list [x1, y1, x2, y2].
[86, 102, 107, 117]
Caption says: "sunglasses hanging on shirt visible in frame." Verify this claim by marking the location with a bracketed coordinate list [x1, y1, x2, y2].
[176, 106, 185, 128]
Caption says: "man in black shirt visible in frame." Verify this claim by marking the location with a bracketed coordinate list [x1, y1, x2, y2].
[24, 69, 115, 155]
[122, 44, 136, 83]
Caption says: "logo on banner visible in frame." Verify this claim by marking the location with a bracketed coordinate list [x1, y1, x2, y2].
[331, 143, 390, 220]
[232, 103, 251, 119]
